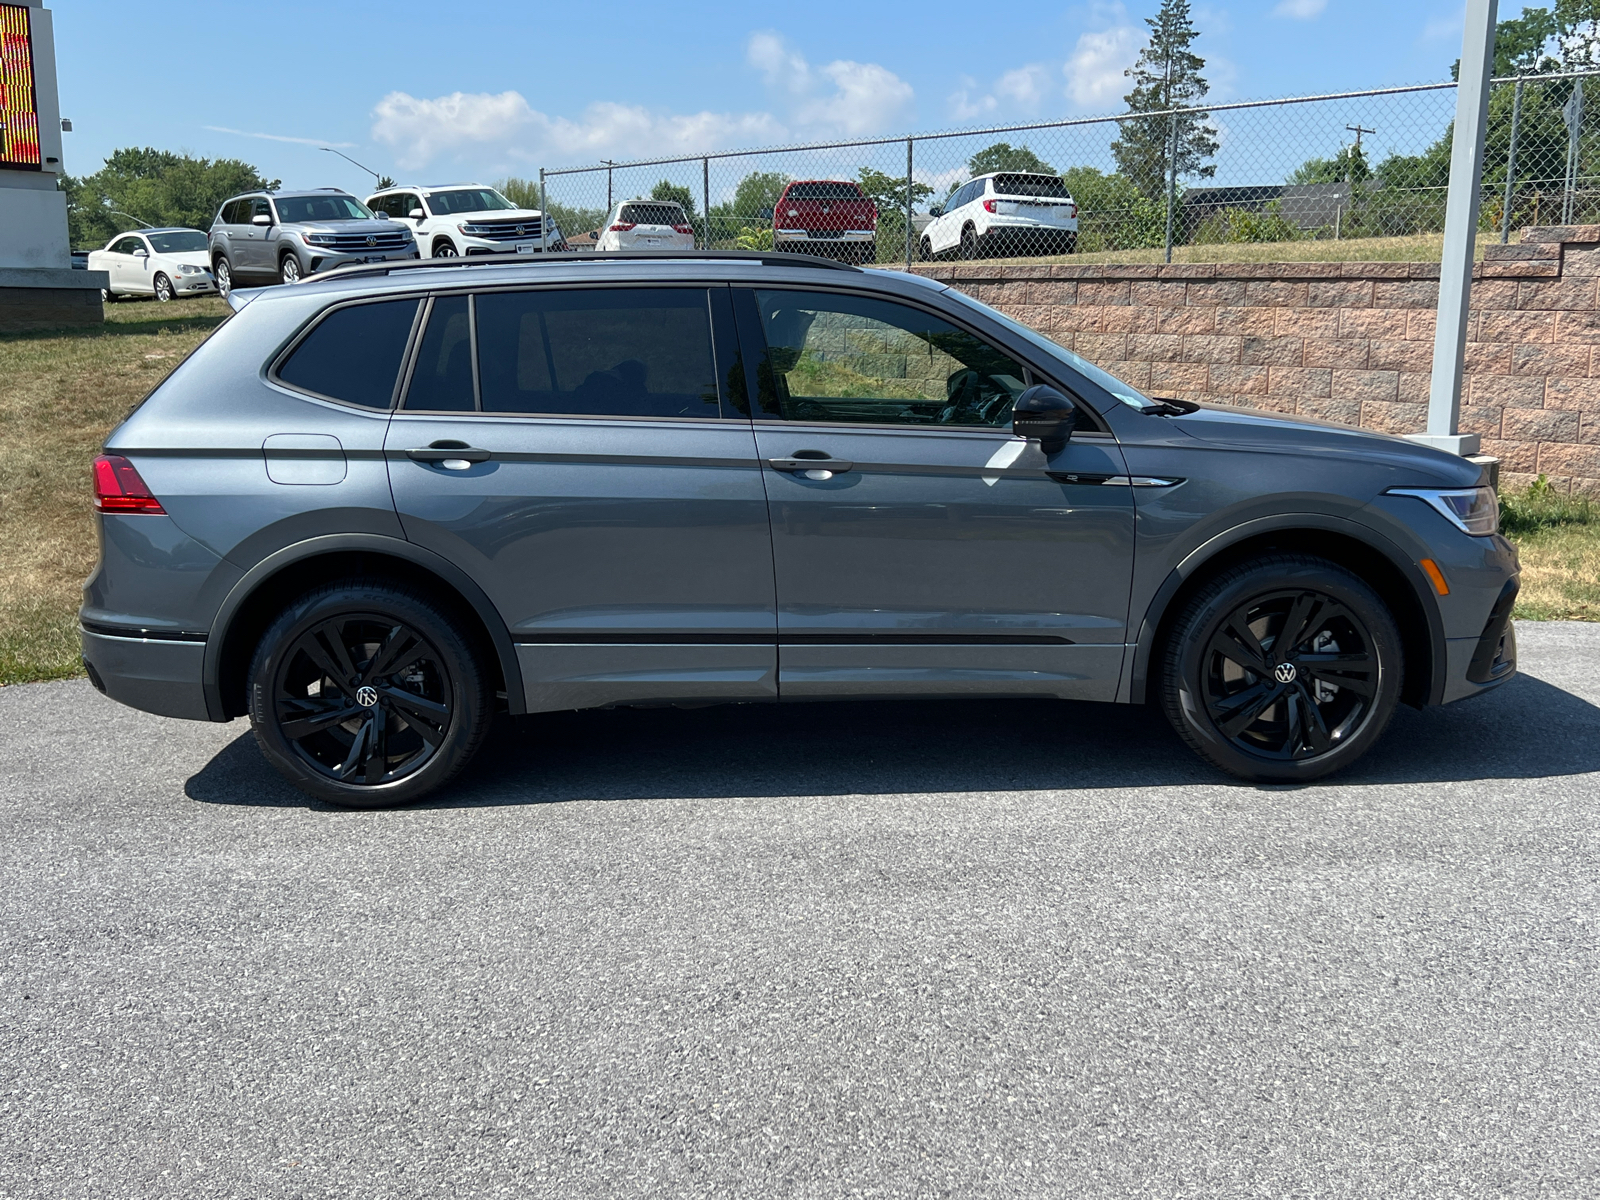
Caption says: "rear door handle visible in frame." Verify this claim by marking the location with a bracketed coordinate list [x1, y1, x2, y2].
[406, 444, 492, 466]
[768, 455, 854, 479]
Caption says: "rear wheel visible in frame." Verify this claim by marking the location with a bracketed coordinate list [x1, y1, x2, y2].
[1160, 555, 1402, 783]
[959, 225, 978, 260]
[153, 273, 174, 302]
[918, 236, 933, 262]
[213, 257, 233, 299]
[100, 285, 117, 304]
[248, 580, 493, 808]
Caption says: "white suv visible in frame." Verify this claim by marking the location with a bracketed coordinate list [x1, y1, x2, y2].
[594, 200, 696, 252]
[920, 172, 1079, 260]
[366, 183, 566, 258]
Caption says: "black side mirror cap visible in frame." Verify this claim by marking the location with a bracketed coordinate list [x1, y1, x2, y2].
[1012, 384, 1078, 455]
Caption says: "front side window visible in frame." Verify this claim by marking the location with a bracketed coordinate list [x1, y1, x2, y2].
[147, 230, 208, 254]
[475, 288, 722, 419]
[250, 198, 273, 223]
[273, 195, 375, 223]
[427, 188, 516, 215]
[112, 236, 144, 255]
[276, 299, 420, 409]
[749, 289, 1027, 427]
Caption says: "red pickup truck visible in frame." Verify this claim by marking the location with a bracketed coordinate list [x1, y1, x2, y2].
[773, 180, 878, 263]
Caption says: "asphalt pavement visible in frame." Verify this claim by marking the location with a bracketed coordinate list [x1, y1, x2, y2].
[2, 621, 1597, 1199]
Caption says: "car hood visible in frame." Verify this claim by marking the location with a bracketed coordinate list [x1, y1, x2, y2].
[161, 251, 212, 268]
[1168, 403, 1484, 488]
[449, 208, 546, 222]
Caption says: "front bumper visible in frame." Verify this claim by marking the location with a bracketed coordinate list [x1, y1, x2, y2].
[174, 272, 216, 294]
[306, 248, 420, 273]
[82, 627, 210, 722]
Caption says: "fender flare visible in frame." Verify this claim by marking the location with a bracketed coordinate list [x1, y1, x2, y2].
[201, 533, 526, 721]
[1124, 512, 1447, 707]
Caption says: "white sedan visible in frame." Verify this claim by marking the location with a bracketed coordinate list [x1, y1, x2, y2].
[594, 200, 696, 252]
[87, 228, 216, 303]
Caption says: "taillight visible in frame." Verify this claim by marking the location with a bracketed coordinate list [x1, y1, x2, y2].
[93, 454, 165, 514]
[672, 224, 694, 235]
[983, 199, 997, 213]
[1069, 203, 1078, 218]
[609, 223, 636, 232]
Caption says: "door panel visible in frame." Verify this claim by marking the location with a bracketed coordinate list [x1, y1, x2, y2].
[387, 286, 777, 714]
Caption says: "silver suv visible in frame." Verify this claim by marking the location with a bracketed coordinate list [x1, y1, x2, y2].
[208, 189, 418, 295]
[82, 251, 1518, 808]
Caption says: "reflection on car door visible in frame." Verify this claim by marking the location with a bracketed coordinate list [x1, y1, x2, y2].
[733, 286, 1135, 702]
[385, 285, 778, 713]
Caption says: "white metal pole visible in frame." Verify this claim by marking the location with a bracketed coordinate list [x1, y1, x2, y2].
[1418, 0, 1498, 456]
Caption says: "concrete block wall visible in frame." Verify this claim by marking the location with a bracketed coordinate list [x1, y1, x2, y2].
[911, 225, 1600, 493]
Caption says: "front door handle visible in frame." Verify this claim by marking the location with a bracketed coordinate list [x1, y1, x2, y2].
[406, 443, 492, 468]
[768, 454, 854, 480]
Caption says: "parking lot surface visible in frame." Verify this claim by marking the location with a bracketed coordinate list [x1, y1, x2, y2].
[2, 621, 1597, 1198]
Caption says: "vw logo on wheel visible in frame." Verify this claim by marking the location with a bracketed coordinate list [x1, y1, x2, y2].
[1273, 662, 1298, 684]
[355, 685, 379, 707]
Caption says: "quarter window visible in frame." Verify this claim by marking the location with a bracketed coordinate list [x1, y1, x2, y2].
[475, 288, 722, 419]
[749, 289, 1027, 427]
[276, 299, 420, 409]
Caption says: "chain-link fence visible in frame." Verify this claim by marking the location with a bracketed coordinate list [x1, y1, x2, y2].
[520, 70, 1600, 268]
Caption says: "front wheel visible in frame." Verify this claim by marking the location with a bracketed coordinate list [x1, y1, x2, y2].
[1159, 555, 1403, 783]
[153, 273, 174, 302]
[433, 240, 458, 258]
[279, 254, 301, 285]
[248, 580, 493, 807]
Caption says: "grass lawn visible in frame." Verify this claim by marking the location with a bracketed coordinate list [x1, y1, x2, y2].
[0, 293, 1592, 688]
[896, 231, 1498, 269]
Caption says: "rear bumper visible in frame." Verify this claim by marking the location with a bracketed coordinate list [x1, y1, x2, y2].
[776, 229, 876, 242]
[81, 627, 211, 722]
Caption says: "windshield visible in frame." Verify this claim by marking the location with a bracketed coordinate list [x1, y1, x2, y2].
[993, 173, 1070, 199]
[941, 287, 1159, 411]
[274, 195, 374, 223]
[428, 188, 518, 215]
[146, 230, 208, 254]
[619, 202, 685, 226]
[786, 182, 864, 201]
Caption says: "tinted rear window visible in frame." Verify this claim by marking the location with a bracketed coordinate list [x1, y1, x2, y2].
[993, 174, 1070, 198]
[277, 299, 419, 408]
[475, 288, 720, 418]
[786, 182, 864, 201]
[619, 203, 686, 226]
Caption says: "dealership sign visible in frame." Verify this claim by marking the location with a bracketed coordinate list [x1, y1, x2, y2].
[0, 3, 39, 170]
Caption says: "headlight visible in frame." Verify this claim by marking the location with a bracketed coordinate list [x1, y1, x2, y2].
[1388, 486, 1499, 536]
[302, 232, 336, 246]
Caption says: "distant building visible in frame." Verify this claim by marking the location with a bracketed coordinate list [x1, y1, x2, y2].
[564, 230, 600, 252]
[1181, 181, 1354, 235]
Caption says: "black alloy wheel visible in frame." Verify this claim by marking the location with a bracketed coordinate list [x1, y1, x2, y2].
[1161, 555, 1402, 782]
[153, 273, 174, 302]
[248, 581, 492, 807]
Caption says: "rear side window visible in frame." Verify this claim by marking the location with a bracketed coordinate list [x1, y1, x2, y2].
[276, 299, 420, 409]
[405, 296, 475, 412]
[476, 288, 720, 419]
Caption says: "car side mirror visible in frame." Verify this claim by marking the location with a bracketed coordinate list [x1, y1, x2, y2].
[251, 213, 271, 226]
[929, 205, 943, 217]
[133, 247, 148, 257]
[409, 208, 424, 220]
[1012, 384, 1078, 455]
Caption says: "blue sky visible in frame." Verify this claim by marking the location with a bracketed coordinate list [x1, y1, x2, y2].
[53, 0, 1478, 194]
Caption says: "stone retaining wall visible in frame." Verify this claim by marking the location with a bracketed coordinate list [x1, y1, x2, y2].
[911, 226, 1600, 493]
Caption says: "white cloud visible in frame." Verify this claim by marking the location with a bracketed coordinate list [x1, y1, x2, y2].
[1065, 18, 1143, 110]
[947, 75, 998, 121]
[1422, 14, 1462, 41]
[747, 33, 914, 136]
[746, 30, 812, 96]
[995, 65, 1054, 113]
[205, 125, 355, 148]
[1272, 0, 1326, 17]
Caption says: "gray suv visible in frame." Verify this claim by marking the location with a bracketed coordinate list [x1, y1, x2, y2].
[209, 189, 418, 295]
[81, 252, 1519, 807]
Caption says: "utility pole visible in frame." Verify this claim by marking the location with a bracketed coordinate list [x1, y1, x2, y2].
[601, 160, 615, 215]
[1163, 38, 1178, 265]
[1417, 0, 1498, 457]
[1343, 124, 1375, 181]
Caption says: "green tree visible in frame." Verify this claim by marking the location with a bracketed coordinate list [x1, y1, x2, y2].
[966, 143, 1056, 177]
[1110, 0, 1218, 202]
[63, 148, 279, 248]
[375, 174, 397, 190]
[1287, 144, 1370, 185]
[497, 176, 605, 240]
[1060, 166, 1166, 250]
[650, 179, 697, 214]
[855, 166, 934, 262]
[731, 171, 789, 218]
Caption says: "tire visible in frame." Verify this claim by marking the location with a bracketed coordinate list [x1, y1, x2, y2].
[100, 285, 117, 304]
[153, 273, 174, 303]
[855, 241, 876, 265]
[247, 579, 493, 808]
[433, 240, 458, 258]
[959, 225, 978, 260]
[278, 254, 301, 285]
[918, 236, 932, 262]
[1064, 231, 1078, 255]
[214, 257, 233, 299]
[1159, 555, 1403, 783]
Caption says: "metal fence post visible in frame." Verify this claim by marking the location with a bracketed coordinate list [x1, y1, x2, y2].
[1564, 79, 1584, 224]
[1500, 78, 1522, 243]
[1421, 0, 1498, 456]
[1164, 109, 1179, 264]
[904, 137, 914, 270]
[539, 168, 548, 252]
[703, 157, 710, 250]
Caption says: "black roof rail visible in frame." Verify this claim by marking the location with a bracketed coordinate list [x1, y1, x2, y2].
[307, 248, 862, 286]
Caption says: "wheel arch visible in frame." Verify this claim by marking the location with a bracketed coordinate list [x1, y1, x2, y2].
[203, 534, 525, 721]
[430, 235, 457, 256]
[1127, 515, 1445, 711]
